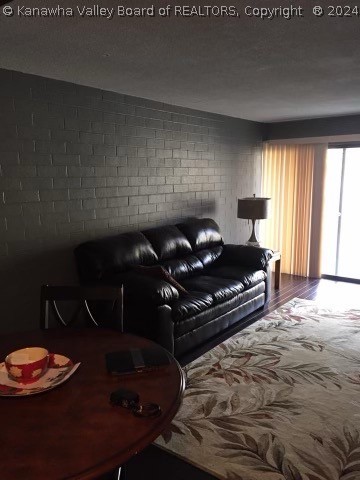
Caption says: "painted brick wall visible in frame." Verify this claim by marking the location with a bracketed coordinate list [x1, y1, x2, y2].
[0, 68, 262, 332]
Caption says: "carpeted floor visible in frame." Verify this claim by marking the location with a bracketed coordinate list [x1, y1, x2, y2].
[155, 298, 360, 480]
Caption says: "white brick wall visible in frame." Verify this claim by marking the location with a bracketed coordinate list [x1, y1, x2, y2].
[0, 68, 262, 333]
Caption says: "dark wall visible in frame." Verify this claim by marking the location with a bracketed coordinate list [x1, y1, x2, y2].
[0, 68, 262, 333]
[264, 114, 360, 140]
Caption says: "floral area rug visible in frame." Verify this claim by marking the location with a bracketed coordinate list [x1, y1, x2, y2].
[155, 298, 360, 480]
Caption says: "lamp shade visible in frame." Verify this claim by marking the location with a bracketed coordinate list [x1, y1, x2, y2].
[237, 197, 270, 220]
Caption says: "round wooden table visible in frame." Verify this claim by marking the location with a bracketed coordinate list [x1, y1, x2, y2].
[0, 329, 185, 479]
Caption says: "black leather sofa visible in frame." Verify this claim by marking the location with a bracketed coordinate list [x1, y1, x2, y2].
[75, 218, 273, 358]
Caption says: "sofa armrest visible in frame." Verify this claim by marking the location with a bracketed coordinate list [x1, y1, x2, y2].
[105, 272, 179, 306]
[220, 244, 274, 269]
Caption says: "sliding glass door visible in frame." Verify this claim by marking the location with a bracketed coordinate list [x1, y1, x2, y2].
[321, 147, 360, 280]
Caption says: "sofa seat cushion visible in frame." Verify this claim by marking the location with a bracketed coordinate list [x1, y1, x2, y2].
[132, 265, 189, 295]
[171, 292, 214, 322]
[106, 272, 179, 306]
[174, 282, 266, 337]
[181, 275, 244, 304]
[205, 266, 266, 290]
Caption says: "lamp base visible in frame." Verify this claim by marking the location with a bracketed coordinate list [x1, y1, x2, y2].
[246, 240, 260, 247]
[245, 219, 260, 247]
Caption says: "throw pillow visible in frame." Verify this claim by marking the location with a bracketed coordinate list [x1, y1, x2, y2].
[132, 265, 189, 296]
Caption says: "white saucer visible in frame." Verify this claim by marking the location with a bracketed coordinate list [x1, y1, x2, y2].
[0, 354, 80, 397]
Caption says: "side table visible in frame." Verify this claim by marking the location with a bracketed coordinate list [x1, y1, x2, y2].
[271, 251, 281, 289]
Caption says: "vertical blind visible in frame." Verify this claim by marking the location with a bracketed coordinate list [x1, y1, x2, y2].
[261, 144, 326, 277]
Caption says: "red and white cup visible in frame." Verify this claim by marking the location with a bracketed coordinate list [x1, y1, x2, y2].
[5, 347, 49, 384]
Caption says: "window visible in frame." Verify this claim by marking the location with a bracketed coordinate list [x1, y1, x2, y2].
[322, 147, 360, 280]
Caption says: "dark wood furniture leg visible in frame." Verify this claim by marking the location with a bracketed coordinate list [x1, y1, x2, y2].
[274, 256, 281, 290]
[270, 251, 281, 290]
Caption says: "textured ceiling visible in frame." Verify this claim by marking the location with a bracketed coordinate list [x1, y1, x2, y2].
[1, 0, 360, 122]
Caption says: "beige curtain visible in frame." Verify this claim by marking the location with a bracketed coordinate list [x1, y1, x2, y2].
[261, 144, 327, 277]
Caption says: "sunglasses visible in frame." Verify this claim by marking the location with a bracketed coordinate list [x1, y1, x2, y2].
[110, 387, 162, 418]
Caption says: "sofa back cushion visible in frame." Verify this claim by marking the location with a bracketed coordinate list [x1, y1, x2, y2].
[195, 246, 223, 267]
[75, 231, 158, 282]
[142, 225, 192, 260]
[160, 254, 204, 280]
[177, 218, 223, 252]
[75, 218, 224, 283]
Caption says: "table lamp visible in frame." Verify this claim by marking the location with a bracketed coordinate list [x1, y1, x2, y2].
[237, 194, 270, 247]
